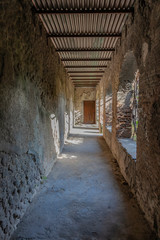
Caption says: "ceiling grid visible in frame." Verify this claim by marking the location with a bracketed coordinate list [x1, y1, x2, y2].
[32, 0, 134, 87]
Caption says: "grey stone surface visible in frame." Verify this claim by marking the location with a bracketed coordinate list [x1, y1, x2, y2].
[119, 138, 136, 160]
[101, 1, 160, 236]
[0, 1, 74, 239]
[106, 126, 112, 132]
[11, 128, 155, 240]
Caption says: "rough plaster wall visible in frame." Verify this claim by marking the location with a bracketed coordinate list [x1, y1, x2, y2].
[74, 87, 96, 125]
[0, 1, 73, 239]
[102, 0, 160, 236]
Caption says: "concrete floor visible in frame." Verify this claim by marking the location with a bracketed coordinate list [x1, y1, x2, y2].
[11, 128, 156, 240]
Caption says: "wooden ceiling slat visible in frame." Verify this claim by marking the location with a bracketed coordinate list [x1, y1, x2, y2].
[32, 0, 135, 88]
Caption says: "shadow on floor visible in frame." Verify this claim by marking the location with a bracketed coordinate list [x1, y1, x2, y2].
[11, 129, 157, 240]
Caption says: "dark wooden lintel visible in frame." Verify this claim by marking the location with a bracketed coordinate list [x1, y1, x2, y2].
[74, 83, 97, 85]
[62, 58, 111, 61]
[57, 48, 115, 52]
[71, 78, 101, 81]
[48, 33, 121, 38]
[70, 75, 103, 77]
[34, 8, 134, 15]
[68, 71, 105, 73]
[64, 66, 107, 68]
[72, 80, 100, 82]
[74, 85, 98, 87]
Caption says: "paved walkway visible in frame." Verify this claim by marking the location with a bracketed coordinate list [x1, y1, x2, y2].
[11, 128, 155, 240]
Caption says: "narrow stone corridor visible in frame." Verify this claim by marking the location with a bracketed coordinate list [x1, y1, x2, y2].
[11, 128, 155, 240]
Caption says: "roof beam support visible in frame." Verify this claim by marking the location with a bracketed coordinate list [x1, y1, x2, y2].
[72, 79, 100, 81]
[67, 71, 105, 73]
[74, 85, 97, 87]
[74, 85, 98, 87]
[57, 48, 115, 52]
[64, 66, 107, 68]
[73, 82, 99, 84]
[74, 83, 97, 85]
[71, 78, 101, 81]
[70, 75, 103, 78]
[62, 58, 111, 62]
[75, 87, 97, 88]
[48, 33, 121, 38]
[34, 8, 134, 14]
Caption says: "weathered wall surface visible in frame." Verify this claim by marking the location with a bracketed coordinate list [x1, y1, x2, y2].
[103, 80, 112, 128]
[117, 90, 132, 138]
[0, 1, 73, 239]
[116, 52, 138, 138]
[102, 0, 160, 237]
[74, 87, 96, 125]
[96, 81, 104, 132]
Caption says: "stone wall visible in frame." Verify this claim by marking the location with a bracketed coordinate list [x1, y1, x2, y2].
[117, 89, 132, 138]
[74, 87, 96, 125]
[117, 51, 138, 138]
[0, 1, 74, 239]
[102, 0, 160, 237]
[96, 81, 104, 132]
[105, 81, 112, 128]
[99, 89, 104, 130]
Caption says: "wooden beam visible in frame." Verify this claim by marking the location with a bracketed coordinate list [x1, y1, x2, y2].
[67, 71, 105, 73]
[74, 83, 98, 85]
[73, 83, 100, 85]
[57, 48, 115, 52]
[74, 85, 97, 88]
[71, 78, 101, 81]
[62, 58, 111, 62]
[74, 85, 97, 87]
[72, 80, 100, 82]
[34, 8, 134, 14]
[73, 82, 99, 84]
[74, 85, 97, 86]
[70, 75, 103, 78]
[64, 66, 107, 68]
[48, 33, 121, 38]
